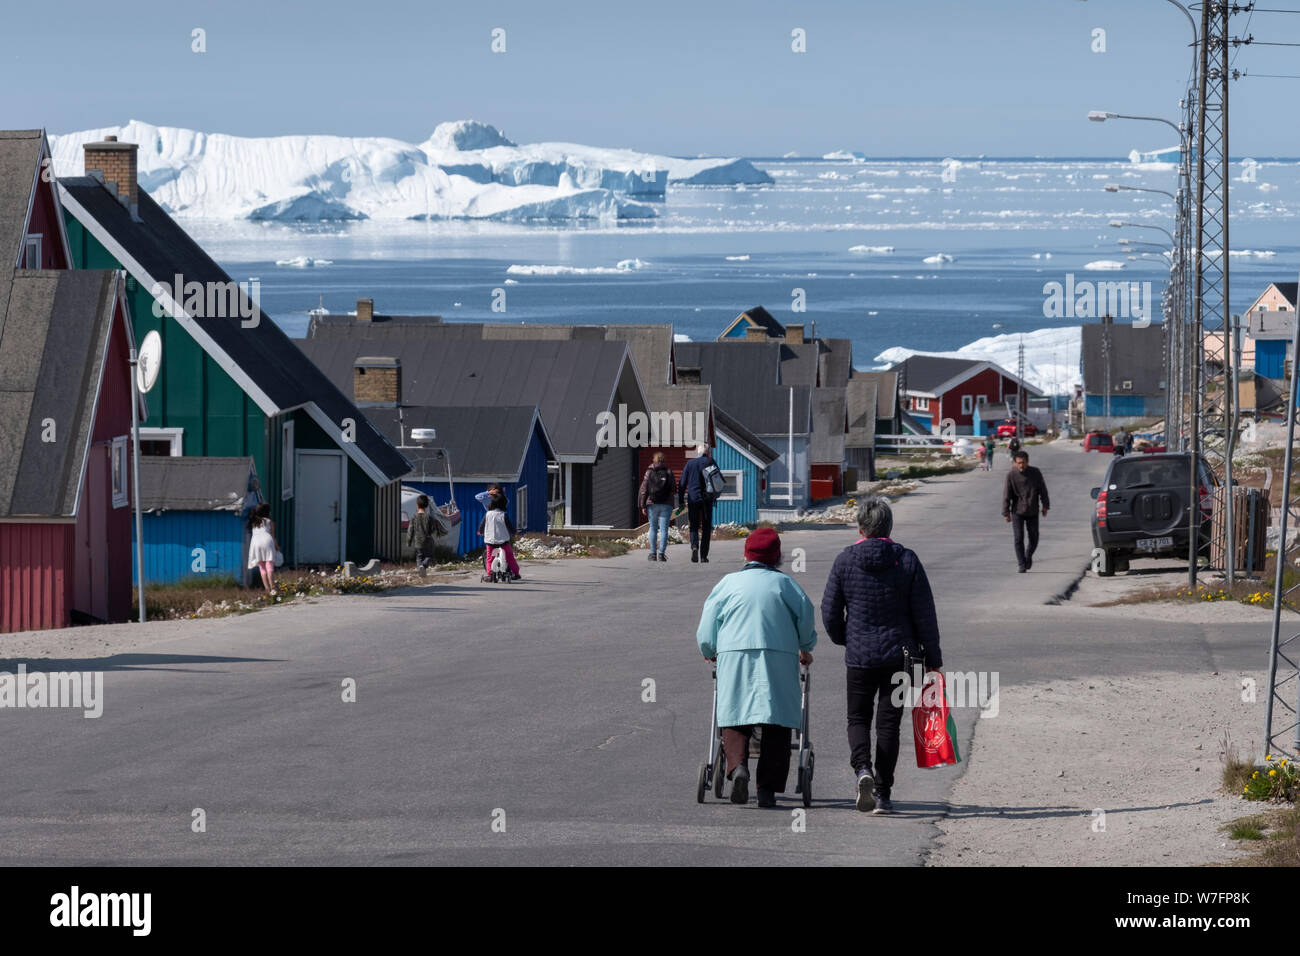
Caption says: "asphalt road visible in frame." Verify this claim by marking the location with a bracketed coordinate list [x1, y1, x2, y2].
[0, 443, 1271, 865]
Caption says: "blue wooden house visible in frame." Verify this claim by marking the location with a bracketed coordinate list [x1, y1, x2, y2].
[711, 407, 780, 524]
[132, 457, 260, 585]
[363, 405, 555, 556]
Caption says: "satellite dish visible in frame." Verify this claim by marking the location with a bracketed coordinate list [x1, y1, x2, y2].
[137, 330, 162, 394]
[410, 428, 437, 442]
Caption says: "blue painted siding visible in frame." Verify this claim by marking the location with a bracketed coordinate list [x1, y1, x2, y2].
[406, 421, 551, 556]
[713, 434, 763, 524]
[1085, 395, 1154, 417]
[132, 511, 246, 585]
[1257, 339, 1287, 378]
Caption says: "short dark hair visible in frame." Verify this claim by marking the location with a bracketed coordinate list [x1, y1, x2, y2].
[416, 494, 430, 509]
[1014, 450, 1029, 462]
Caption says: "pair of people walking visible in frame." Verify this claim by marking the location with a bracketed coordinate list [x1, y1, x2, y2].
[637, 444, 721, 563]
[695, 496, 944, 814]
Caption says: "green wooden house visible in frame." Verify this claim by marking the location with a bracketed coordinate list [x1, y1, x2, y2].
[58, 136, 410, 567]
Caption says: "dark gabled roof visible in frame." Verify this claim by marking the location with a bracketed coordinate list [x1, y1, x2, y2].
[362, 405, 552, 481]
[58, 177, 410, 486]
[297, 334, 638, 461]
[779, 342, 820, 387]
[713, 405, 779, 465]
[310, 312, 454, 336]
[817, 338, 854, 388]
[1080, 323, 1165, 397]
[0, 270, 121, 517]
[890, 354, 986, 394]
[139, 456, 257, 512]
[851, 370, 897, 420]
[810, 388, 848, 464]
[717, 305, 785, 340]
[845, 377, 878, 449]
[0, 131, 43, 271]
[673, 340, 809, 435]
[1271, 282, 1297, 307]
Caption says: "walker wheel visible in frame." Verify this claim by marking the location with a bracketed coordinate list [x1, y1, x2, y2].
[696, 763, 708, 804]
[712, 745, 726, 799]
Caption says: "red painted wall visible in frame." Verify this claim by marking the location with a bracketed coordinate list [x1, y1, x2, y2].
[0, 523, 74, 632]
[22, 168, 70, 269]
[811, 463, 843, 496]
[937, 369, 1022, 428]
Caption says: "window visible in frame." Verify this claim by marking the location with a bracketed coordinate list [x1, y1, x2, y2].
[915, 397, 930, 411]
[977, 395, 988, 407]
[719, 470, 743, 501]
[139, 427, 183, 457]
[961, 395, 974, 415]
[281, 419, 295, 500]
[516, 485, 528, 531]
[111, 436, 129, 508]
[22, 235, 41, 268]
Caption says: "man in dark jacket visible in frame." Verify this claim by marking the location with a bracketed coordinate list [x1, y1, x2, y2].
[678, 444, 718, 564]
[821, 495, 943, 815]
[1003, 450, 1050, 572]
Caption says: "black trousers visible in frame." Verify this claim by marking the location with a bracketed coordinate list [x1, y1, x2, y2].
[687, 500, 713, 558]
[1011, 513, 1039, 568]
[722, 724, 793, 793]
[846, 664, 905, 795]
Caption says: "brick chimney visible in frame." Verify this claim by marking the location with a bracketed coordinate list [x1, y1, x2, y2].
[353, 357, 400, 405]
[745, 326, 767, 341]
[83, 136, 139, 219]
[785, 324, 804, 344]
[356, 298, 374, 322]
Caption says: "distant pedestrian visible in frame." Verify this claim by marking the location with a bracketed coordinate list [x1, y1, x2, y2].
[639, 452, 678, 562]
[1007, 435, 1022, 462]
[696, 528, 817, 808]
[247, 502, 280, 594]
[1123, 431, 1134, 455]
[477, 488, 522, 581]
[982, 435, 995, 471]
[678, 443, 720, 564]
[1002, 450, 1050, 573]
[407, 494, 450, 577]
[821, 495, 943, 815]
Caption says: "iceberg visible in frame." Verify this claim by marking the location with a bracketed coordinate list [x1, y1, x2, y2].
[1084, 260, 1126, 271]
[50, 119, 770, 222]
[923, 253, 955, 264]
[874, 326, 1083, 395]
[849, 245, 894, 254]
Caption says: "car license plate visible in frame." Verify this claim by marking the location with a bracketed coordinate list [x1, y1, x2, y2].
[1136, 536, 1174, 552]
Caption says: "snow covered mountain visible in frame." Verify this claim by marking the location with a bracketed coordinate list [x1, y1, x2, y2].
[49, 119, 773, 222]
[874, 326, 1082, 396]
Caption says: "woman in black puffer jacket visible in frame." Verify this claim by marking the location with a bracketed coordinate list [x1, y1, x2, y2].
[821, 495, 943, 815]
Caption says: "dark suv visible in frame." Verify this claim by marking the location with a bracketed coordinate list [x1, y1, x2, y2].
[1089, 452, 1216, 576]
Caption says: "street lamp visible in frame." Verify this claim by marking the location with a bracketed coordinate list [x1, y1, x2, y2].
[1109, 220, 1177, 245]
[1105, 183, 1177, 202]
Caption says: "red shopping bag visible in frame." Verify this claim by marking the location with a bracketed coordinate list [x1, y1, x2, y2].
[912, 671, 961, 768]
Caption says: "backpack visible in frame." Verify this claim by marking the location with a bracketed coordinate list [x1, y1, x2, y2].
[701, 460, 727, 498]
[646, 466, 668, 500]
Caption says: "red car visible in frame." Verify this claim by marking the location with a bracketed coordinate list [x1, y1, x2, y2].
[1083, 431, 1114, 452]
[996, 420, 1038, 437]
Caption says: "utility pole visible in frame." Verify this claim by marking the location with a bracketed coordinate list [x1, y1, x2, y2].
[1102, 316, 1112, 429]
[1190, 0, 1237, 587]
[1016, 335, 1025, 444]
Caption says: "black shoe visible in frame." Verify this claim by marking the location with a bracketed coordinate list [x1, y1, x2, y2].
[1025, 557, 1033, 570]
[1017, 566, 1026, 573]
[658, 552, 666, 562]
[872, 792, 895, 815]
[647, 551, 657, 561]
[757, 789, 777, 808]
[856, 769, 876, 812]
[691, 549, 699, 564]
[730, 765, 750, 804]
[700, 556, 709, 563]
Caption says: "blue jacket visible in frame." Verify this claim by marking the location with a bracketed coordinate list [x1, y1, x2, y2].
[678, 455, 715, 506]
[820, 539, 943, 670]
[697, 563, 817, 728]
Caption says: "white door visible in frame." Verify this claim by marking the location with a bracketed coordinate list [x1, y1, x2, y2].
[295, 450, 346, 564]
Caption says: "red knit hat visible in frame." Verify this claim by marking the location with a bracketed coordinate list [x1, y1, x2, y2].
[745, 527, 781, 565]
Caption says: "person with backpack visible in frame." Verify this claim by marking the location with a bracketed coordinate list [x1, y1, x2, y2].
[678, 443, 725, 564]
[407, 493, 450, 577]
[477, 488, 521, 581]
[639, 452, 678, 562]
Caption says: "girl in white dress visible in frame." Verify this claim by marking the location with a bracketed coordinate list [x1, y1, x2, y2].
[247, 503, 279, 593]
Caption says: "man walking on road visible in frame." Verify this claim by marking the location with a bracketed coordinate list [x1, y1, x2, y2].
[678, 443, 718, 563]
[1003, 450, 1050, 573]
[821, 496, 943, 815]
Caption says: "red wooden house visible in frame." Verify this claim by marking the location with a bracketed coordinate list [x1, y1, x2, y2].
[0, 130, 138, 632]
[890, 355, 1040, 435]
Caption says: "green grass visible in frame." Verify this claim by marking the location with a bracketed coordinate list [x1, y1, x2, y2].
[1224, 816, 1268, 841]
